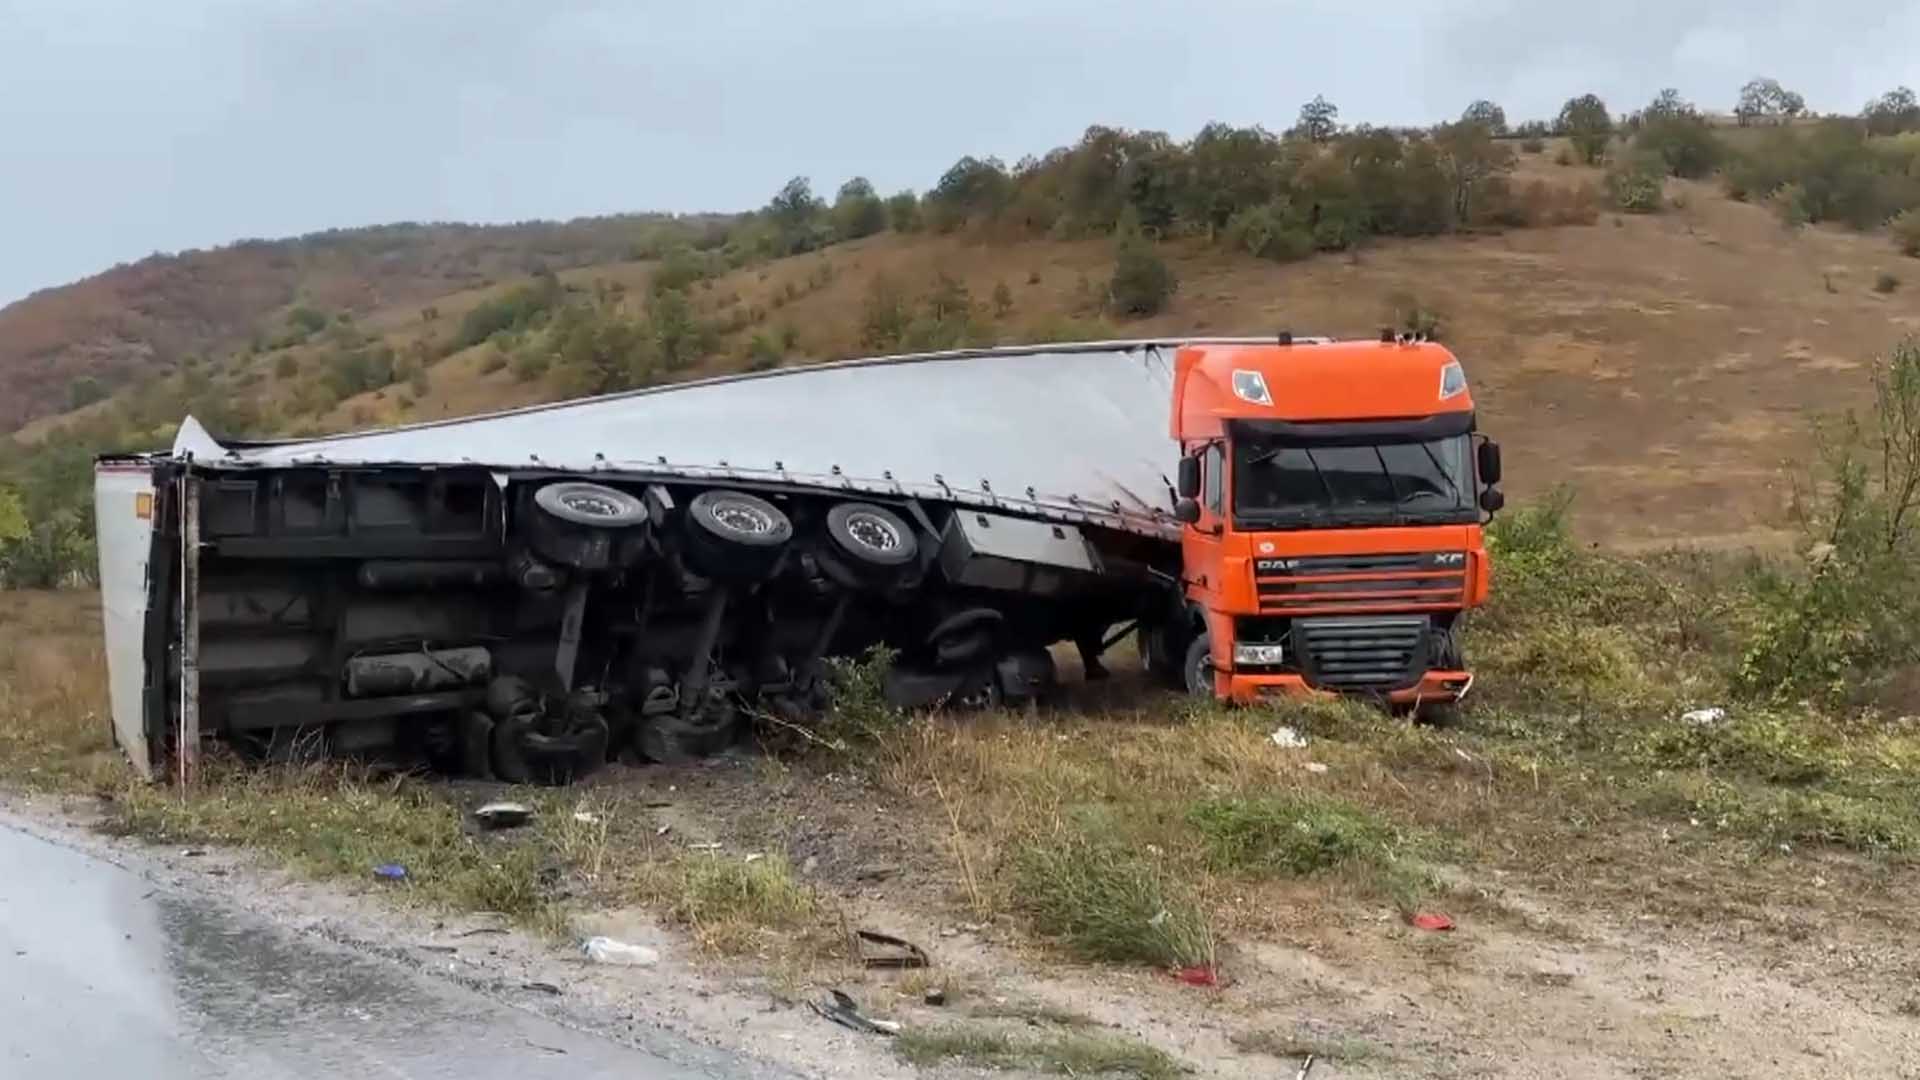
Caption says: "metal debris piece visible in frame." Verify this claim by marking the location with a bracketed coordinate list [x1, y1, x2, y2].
[924, 988, 947, 1006]
[1295, 1052, 1316, 1080]
[583, 936, 660, 966]
[809, 989, 896, 1036]
[1410, 912, 1455, 932]
[855, 929, 929, 969]
[1270, 726, 1308, 749]
[521, 981, 563, 996]
[474, 801, 534, 829]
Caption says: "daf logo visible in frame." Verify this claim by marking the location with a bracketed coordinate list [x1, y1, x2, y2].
[1432, 552, 1466, 567]
[1255, 558, 1299, 572]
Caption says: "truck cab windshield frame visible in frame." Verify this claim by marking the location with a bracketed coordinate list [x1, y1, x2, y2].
[1226, 414, 1479, 530]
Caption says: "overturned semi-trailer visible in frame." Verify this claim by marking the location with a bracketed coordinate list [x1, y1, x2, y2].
[95, 341, 1203, 783]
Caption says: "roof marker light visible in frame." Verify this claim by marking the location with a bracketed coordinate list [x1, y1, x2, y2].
[1438, 361, 1468, 400]
[1231, 369, 1273, 406]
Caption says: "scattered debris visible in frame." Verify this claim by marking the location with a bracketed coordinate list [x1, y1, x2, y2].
[809, 989, 897, 1036]
[474, 801, 534, 829]
[373, 863, 408, 881]
[655, 824, 672, 837]
[855, 863, 901, 882]
[1680, 706, 1727, 727]
[521, 981, 563, 996]
[583, 936, 660, 966]
[1270, 725, 1308, 749]
[454, 926, 508, 938]
[687, 841, 723, 852]
[523, 1038, 567, 1055]
[571, 811, 604, 825]
[744, 852, 765, 864]
[1410, 912, 1456, 932]
[418, 944, 457, 954]
[1304, 762, 1330, 774]
[180, 847, 207, 857]
[1174, 965, 1219, 987]
[856, 929, 929, 969]
[924, 988, 947, 1007]
[1295, 1052, 1317, 1080]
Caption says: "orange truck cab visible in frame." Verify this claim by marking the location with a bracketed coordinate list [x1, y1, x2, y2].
[1151, 335, 1504, 718]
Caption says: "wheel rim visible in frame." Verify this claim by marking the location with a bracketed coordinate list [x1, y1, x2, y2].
[558, 490, 627, 519]
[712, 500, 776, 535]
[1190, 652, 1212, 693]
[845, 511, 902, 553]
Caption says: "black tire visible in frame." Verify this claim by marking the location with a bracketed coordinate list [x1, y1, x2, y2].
[492, 707, 610, 786]
[1415, 701, 1462, 727]
[534, 482, 648, 527]
[1139, 622, 1187, 690]
[820, 503, 918, 586]
[1183, 632, 1216, 698]
[684, 489, 793, 580]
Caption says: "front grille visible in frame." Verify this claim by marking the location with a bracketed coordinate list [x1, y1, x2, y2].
[1294, 615, 1428, 691]
[1254, 551, 1466, 612]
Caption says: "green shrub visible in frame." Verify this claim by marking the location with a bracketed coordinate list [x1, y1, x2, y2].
[1011, 833, 1211, 969]
[1187, 795, 1404, 876]
[1737, 336, 1920, 703]
[1606, 152, 1668, 212]
[1630, 711, 1836, 784]
[743, 332, 781, 371]
[1107, 211, 1176, 317]
[66, 377, 108, 411]
[1893, 209, 1920, 257]
[1878, 272, 1903, 294]
[1520, 136, 1546, 153]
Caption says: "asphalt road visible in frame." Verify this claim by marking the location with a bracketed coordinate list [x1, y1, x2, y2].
[0, 820, 756, 1079]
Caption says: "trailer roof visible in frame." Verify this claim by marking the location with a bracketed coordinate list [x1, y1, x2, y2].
[163, 339, 1279, 539]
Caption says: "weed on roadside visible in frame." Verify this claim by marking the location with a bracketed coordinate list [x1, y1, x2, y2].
[897, 1025, 1181, 1079]
[1011, 831, 1213, 969]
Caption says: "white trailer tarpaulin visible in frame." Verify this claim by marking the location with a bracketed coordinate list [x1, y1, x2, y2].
[170, 341, 1211, 539]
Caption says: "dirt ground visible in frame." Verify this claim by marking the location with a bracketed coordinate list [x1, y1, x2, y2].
[9, 739, 1916, 1080]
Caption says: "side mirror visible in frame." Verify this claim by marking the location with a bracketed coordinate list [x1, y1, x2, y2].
[1173, 498, 1202, 525]
[1476, 439, 1503, 486]
[1176, 455, 1201, 499]
[1479, 487, 1506, 513]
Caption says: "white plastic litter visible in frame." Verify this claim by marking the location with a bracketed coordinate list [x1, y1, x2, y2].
[1680, 707, 1726, 727]
[1304, 762, 1330, 775]
[1270, 726, 1308, 749]
[572, 811, 604, 825]
[583, 937, 660, 967]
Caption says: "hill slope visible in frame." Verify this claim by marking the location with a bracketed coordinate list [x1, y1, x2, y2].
[0, 215, 728, 431]
[11, 157, 1920, 548]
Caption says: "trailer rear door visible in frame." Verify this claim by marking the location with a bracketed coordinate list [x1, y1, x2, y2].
[93, 461, 163, 779]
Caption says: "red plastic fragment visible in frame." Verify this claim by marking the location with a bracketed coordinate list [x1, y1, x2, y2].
[1410, 912, 1455, 932]
[1174, 965, 1219, 987]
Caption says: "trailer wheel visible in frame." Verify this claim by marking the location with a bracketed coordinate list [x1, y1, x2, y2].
[684, 489, 793, 580]
[492, 706, 610, 785]
[1182, 633, 1216, 698]
[818, 502, 918, 588]
[534, 482, 648, 527]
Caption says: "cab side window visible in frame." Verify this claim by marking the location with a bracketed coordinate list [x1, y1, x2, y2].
[1202, 444, 1224, 516]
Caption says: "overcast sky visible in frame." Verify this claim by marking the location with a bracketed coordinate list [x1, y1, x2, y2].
[3, 0, 1916, 304]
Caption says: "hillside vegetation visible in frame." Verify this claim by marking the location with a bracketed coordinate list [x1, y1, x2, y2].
[4, 84, 1920, 589]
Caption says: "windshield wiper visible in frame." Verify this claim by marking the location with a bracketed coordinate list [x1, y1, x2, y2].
[1417, 441, 1464, 504]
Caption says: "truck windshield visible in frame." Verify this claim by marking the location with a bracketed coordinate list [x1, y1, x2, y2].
[1232, 434, 1474, 527]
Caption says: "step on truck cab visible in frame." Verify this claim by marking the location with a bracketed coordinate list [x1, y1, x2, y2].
[1153, 335, 1504, 717]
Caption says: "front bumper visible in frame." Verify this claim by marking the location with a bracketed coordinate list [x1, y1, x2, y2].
[1221, 669, 1474, 707]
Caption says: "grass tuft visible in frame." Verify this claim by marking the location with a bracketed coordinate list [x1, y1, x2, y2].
[648, 854, 822, 955]
[897, 1026, 1181, 1078]
[1011, 832, 1212, 969]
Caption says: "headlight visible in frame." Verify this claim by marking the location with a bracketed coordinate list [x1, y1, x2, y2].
[1233, 643, 1285, 666]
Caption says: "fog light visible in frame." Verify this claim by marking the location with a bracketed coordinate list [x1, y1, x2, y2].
[1233, 643, 1285, 666]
